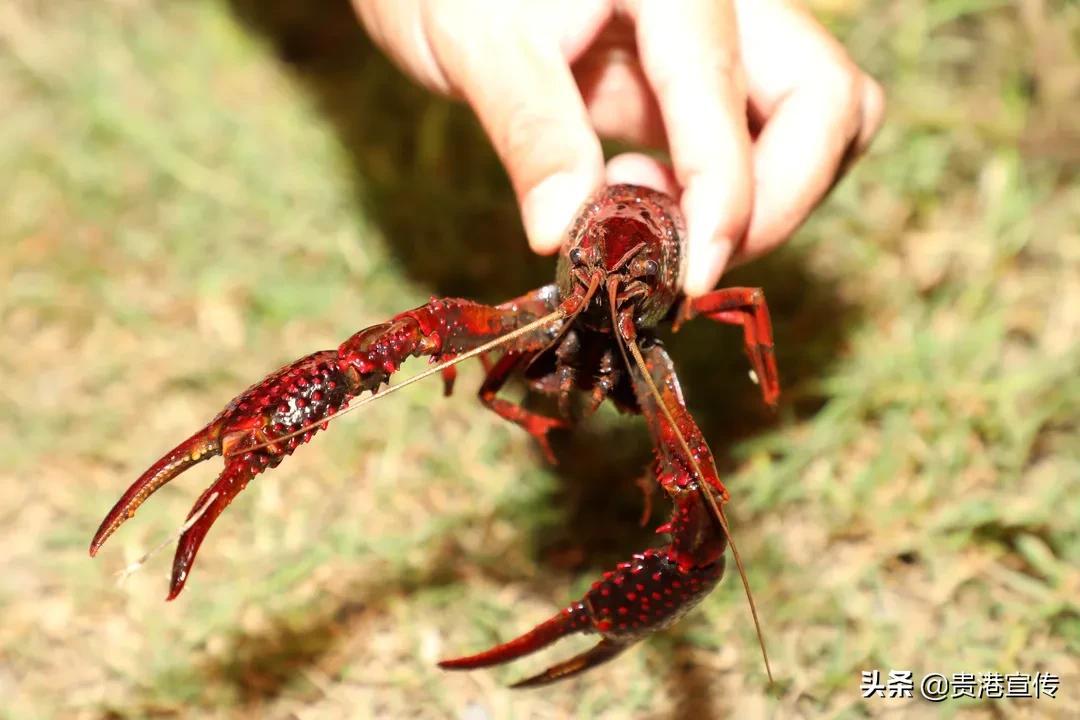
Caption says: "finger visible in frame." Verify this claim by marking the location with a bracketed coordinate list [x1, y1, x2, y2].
[734, 0, 886, 261]
[354, 0, 453, 94]
[573, 18, 667, 148]
[425, 5, 604, 254]
[622, 0, 754, 296]
[741, 70, 863, 259]
[826, 75, 887, 196]
[854, 76, 886, 154]
[605, 152, 678, 196]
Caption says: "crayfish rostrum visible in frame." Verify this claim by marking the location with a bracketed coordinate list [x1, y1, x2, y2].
[91, 184, 780, 687]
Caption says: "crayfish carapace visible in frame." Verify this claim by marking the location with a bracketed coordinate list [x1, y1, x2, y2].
[92, 184, 780, 687]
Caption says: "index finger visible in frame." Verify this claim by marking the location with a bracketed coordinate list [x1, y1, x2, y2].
[621, 0, 753, 296]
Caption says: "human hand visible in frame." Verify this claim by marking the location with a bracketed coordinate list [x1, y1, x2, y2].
[354, 0, 884, 296]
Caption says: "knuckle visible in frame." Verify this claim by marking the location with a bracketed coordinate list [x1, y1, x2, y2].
[707, 48, 746, 94]
[651, 45, 743, 100]
[829, 64, 862, 113]
[684, 150, 752, 207]
[861, 74, 887, 128]
[501, 108, 598, 193]
[724, 170, 754, 217]
[812, 59, 864, 137]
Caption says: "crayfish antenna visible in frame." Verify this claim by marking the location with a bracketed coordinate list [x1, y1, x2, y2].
[89, 423, 223, 557]
[622, 337, 775, 685]
[710, 496, 774, 685]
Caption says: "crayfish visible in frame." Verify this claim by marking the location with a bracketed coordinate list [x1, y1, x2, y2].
[91, 184, 780, 687]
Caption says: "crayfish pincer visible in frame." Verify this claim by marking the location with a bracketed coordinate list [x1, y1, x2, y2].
[91, 184, 781, 687]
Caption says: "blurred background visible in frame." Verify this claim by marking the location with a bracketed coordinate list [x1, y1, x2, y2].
[1, 1, 1077, 718]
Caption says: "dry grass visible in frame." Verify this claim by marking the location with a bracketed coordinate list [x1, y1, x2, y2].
[1, 0, 1078, 718]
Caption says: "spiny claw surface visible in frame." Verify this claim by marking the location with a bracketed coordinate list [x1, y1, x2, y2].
[90, 350, 359, 597]
[91, 298, 540, 598]
[439, 394, 731, 689]
[439, 547, 725, 687]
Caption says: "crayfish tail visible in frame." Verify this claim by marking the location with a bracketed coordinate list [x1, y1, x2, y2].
[89, 424, 223, 557]
[438, 602, 593, 671]
[166, 458, 252, 600]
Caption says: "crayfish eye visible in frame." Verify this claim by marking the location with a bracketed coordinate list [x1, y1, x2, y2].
[569, 247, 585, 266]
[643, 259, 659, 277]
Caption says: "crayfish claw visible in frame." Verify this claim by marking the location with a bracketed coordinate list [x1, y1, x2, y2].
[167, 458, 254, 600]
[509, 638, 628, 689]
[89, 423, 223, 557]
[439, 602, 593, 671]
[92, 348, 357, 593]
[441, 547, 725, 686]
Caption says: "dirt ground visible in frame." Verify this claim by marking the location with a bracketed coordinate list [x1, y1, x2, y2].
[1, 1, 1077, 718]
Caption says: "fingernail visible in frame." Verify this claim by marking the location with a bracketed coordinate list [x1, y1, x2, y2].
[684, 236, 733, 296]
[522, 172, 595, 254]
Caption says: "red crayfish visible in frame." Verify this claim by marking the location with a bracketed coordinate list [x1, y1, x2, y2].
[91, 184, 780, 687]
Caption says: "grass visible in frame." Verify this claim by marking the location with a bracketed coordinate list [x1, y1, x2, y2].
[1, 0, 1077, 717]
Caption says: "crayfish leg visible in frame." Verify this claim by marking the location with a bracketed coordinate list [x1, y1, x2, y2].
[629, 338, 729, 501]
[478, 352, 568, 464]
[674, 287, 780, 408]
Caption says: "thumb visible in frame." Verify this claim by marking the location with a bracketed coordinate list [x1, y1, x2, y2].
[432, 22, 604, 253]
